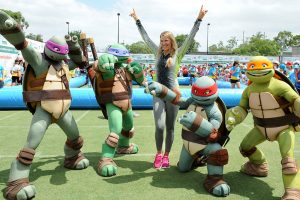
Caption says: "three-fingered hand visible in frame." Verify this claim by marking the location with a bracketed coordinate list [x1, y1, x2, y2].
[178, 111, 197, 129]
[98, 53, 117, 71]
[0, 10, 18, 31]
[146, 81, 163, 96]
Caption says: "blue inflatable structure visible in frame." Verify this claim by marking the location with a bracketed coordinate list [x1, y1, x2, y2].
[0, 86, 243, 109]
[1, 75, 87, 89]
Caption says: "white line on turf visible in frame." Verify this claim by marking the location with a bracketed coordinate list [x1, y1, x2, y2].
[75, 110, 90, 123]
[0, 111, 24, 121]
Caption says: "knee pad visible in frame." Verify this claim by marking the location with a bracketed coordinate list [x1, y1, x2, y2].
[106, 132, 119, 148]
[207, 149, 228, 166]
[17, 148, 35, 166]
[121, 128, 134, 138]
[240, 146, 257, 157]
[65, 136, 84, 150]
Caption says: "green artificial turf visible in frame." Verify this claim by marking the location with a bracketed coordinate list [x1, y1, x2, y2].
[0, 109, 299, 200]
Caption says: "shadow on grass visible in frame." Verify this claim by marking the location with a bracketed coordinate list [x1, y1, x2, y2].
[101, 159, 279, 199]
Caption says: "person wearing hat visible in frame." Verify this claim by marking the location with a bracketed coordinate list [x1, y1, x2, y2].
[273, 60, 280, 70]
[286, 61, 294, 78]
[294, 64, 300, 93]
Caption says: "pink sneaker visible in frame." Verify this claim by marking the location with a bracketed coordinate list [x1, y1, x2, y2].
[154, 153, 163, 169]
[161, 155, 170, 168]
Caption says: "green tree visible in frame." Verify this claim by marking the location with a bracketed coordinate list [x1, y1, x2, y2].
[209, 41, 228, 53]
[233, 32, 280, 56]
[226, 37, 238, 50]
[126, 41, 152, 54]
[274, 31, 294, 51]
[175, 34, 199, 53]
[26, 33, 43, 42]
[0, 9, 29, 29]
[293, 35, 300, 46]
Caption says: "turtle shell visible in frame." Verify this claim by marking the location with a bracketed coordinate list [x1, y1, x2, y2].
[22, 65, 45, 114]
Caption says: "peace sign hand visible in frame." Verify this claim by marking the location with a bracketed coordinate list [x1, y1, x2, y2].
[198, 5, 208, 20]
[129, 8, 139, 21]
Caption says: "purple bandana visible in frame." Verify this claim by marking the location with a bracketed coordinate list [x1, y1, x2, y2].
[45, 40, 69, 55]
[107, 47, 129, 57]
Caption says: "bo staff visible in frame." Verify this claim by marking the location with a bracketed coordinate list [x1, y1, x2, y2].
[79, 33, 95, 81]
[88, 37, 98, 61]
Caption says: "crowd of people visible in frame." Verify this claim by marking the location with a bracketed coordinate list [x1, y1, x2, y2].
[142, 60, 300, 89]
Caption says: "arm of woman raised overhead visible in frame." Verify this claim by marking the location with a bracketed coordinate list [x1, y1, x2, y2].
[130, 8, 158, 55]
[177, 5, 208, 61]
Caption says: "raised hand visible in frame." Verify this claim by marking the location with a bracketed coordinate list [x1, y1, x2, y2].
[197, 5, 208, 20]
[65, 35, 80, 50]
[0, 10, 18, 30]
[0, 10, 26, 47]
[129, 8, 139, 21]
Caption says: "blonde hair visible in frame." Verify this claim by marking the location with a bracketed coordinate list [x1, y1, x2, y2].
[158, 31, 178, 57]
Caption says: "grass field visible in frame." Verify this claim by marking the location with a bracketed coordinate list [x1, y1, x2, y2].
[0, 109, 299, 200]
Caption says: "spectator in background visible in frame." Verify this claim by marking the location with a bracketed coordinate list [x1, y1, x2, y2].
[188, 64, 197, 85]
[0, 63, 4, 88]
[279, 63, 287, 76]
[182, 65, 189, 77]
[11, 60, 22, 86]
[230, 60, 241, 88]
[208, 63, 218, 81]
[273, 60, 280, 70]
[294, 64, 300, 94]
[286, 61, 294, 78]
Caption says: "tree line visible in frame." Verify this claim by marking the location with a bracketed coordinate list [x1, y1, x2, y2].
[2, 9, 299, 56]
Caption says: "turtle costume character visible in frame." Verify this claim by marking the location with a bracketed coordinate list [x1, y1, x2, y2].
[147, 76, 230, 197]
[0, 11, 89, 200]
[94, 44, 147, 177]
[225, 56, 300, 200]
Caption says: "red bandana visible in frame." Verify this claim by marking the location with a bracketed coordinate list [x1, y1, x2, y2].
[191, 82, 218, 97]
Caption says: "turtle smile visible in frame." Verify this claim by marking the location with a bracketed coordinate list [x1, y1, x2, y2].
[247, 70, 272, 77]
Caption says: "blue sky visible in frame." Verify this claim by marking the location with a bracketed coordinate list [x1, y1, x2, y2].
[77, 0, 118, 10]
[1, 0, 300, 52]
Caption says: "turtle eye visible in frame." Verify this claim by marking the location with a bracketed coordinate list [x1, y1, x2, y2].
[262, 63, 268, 68]
[249, 64, 255, 69]
[53, 47, 60, 52]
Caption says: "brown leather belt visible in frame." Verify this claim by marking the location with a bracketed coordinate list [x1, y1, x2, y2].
[23, 90, 71, 102]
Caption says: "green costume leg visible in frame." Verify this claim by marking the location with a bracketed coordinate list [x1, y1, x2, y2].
[277, 126, 300, 190]
[240, 127, 269, 177]
[240, 127, 266, 164]
[177, 145, 194, 172]
[6, 106, 51, 200]
[119, 108, 133, 147]
[9, 106, 51, 182]
[98, 103, 123, 177]
[117, 108, 139, 154]
[56, 110, 89, 170]
[203, 143, 230, 197]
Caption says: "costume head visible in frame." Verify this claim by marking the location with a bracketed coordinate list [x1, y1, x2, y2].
[44, 36, 69, 61]
[191, 76, 218, 105]
[107, 43, 130, 64]
[246, 56, 274, 84]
